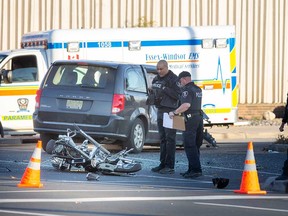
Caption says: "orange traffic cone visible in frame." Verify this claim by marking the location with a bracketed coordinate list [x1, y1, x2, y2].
[234, 141, 266, 194]
[17, 140, 43, 188]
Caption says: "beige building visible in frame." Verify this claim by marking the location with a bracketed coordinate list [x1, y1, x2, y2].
[0, 0, 287, 117]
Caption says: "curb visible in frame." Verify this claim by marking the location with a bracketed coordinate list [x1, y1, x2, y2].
[263, 176, 288, 193]
[0, 135, 39, 144]
[207, 124, 283, 141]
[210, 132, 279, 140]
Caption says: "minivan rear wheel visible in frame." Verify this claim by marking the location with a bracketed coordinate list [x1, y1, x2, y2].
[40, 133, 57, 152]
[125, 118, 145, 153]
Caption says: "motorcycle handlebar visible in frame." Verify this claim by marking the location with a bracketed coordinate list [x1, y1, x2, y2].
[73, 124, 81, 131]
[73, 123, 110, 155]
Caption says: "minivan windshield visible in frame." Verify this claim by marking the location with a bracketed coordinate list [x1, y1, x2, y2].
[45, 64, 114, 91]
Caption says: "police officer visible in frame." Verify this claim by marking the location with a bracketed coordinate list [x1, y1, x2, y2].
[279, 93, 288, 132]
[276, 92, 288, 180]
[150, 60, 181, 174]
[169, 71, 203, 178]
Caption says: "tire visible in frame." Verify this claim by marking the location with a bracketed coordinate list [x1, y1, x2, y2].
[0, 121, 4, 138]
[46, 139, 56, 154]
[40, 133, 57, 152]
[125, 119, 145, 153]
[114, 162, 142, 173]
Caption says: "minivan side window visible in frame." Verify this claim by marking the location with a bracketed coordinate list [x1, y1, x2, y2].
[126, 68, 146, 93]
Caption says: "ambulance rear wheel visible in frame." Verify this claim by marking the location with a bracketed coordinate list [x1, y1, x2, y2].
[40, 133, 57, 152]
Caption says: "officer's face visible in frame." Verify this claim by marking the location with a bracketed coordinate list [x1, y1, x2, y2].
[179, 77, 189, 86]
[156, 63, 168, 77]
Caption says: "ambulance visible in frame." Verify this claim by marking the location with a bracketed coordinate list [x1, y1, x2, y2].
[0, 25, 238, 136]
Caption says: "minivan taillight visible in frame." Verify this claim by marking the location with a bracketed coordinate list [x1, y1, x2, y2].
[35, 89, 42, 109]
[112, 94, 125, 114]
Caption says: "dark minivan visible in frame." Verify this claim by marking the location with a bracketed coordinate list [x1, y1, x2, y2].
[33, 60, 159, 153]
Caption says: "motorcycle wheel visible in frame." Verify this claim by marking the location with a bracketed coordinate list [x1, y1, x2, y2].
[114, 162, 142, 173]
[40, 133, 57, 152]
[46, 139, 56, 155]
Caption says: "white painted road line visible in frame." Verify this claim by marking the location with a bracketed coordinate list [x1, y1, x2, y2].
[0, 209, 67, 216]
[0, 195, 287, 203]
[194, 202, 288, 213]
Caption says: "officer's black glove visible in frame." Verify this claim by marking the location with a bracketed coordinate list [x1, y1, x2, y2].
[146, 93, 156, 105]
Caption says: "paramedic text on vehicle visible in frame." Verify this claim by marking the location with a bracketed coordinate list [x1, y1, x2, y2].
[149, 60, 181, 174]
[169, 71, 203, 178]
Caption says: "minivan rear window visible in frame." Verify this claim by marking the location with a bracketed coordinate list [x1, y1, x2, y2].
[45, 64, 114, 91]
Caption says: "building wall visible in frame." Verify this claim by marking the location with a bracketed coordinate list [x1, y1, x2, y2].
[0, 0, 287, 105]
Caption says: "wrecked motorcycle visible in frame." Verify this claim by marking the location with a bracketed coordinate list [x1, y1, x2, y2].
[46, 124, 142, 175]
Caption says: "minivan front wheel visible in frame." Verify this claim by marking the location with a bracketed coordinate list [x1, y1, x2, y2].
[125, 119, 145, 153]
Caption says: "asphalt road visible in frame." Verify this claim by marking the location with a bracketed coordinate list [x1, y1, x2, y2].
[0, 140, 288, 216]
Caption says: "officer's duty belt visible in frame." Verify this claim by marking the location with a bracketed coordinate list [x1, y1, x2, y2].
[185, 111, 202, 119]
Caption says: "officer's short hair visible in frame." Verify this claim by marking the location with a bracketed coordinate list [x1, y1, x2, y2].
[178, 71, 191, 79]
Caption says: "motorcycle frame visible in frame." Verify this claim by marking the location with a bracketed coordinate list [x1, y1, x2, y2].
[55, 124, 134, 164]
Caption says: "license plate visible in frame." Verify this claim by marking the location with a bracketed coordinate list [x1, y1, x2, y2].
[66, 100, 83, 110]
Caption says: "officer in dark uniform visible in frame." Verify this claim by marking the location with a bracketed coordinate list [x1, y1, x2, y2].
[279, 93, 288, 132]
[277, 92, 288, 180]
[169, 71, 203, 178]
[149, 60, 181, 174]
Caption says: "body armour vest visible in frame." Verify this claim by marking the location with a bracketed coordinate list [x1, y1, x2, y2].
[181, 82, 202, 113]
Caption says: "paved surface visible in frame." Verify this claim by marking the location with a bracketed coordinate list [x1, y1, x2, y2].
[0, 121, 286, 144]
[208, 121, 284, 142]
[207, 123, 288, 152]
[206, 121, 288, 194]
[1, 122, 287, 194]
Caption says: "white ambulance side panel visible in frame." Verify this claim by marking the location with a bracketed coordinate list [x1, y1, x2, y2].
[0, 50, 48, 134]
[19, 26, 237, 125]
[0, 82, 38, 133]
[119, 26, 237, 124]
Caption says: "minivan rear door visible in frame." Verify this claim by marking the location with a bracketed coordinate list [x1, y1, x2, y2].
[37, 63, 116, 128]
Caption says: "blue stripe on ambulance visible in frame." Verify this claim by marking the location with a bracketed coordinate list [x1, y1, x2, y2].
[86, 41, 122, 48]
[229, 38, 236, 52]
[46, 38, 236, 49]
[124, 39, 202, 47]
[47, 39, 209, 49]
[231, 68, 237, 90]
[47, 43, 63, 49]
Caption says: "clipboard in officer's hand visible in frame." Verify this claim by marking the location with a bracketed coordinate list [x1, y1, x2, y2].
[163, 113, 186, 131]
[173, 115, 186, 131]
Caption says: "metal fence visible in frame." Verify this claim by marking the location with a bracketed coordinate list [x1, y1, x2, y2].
[0, 0, 287, 104]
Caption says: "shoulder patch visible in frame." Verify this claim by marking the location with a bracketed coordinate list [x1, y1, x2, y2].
[182, 91, 188, 98]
